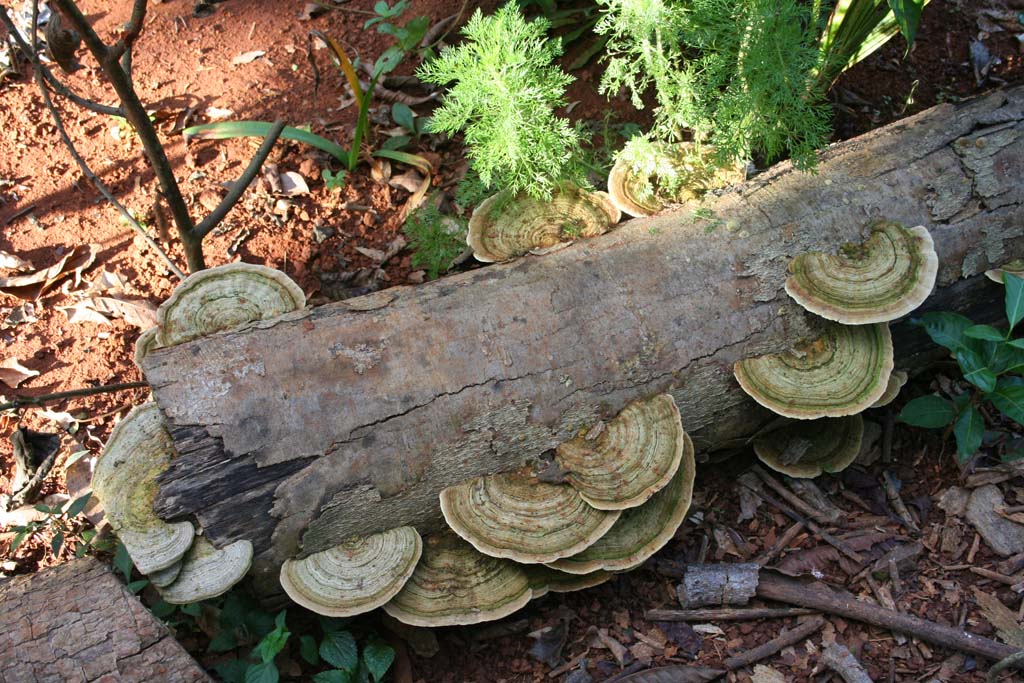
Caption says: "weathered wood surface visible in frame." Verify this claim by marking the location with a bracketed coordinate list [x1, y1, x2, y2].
[0, 557, 213, 683]
[145, 87, 1024, 594]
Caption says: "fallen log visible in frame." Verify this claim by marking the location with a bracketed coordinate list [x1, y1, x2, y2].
[143, 86, 1024, 595]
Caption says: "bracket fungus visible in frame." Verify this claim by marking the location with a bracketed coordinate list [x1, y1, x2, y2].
[525, 565, 612, 600]
[92, 402, 194, 574]
[733, 322, 894, 419]
[555, 394, 686, 510]
[439, 467, 620, 564]
[607, 142, 746, 217]
[156, 262, 306, 347]
[871, 370, 908, 408]
[382, 532, 533, 628]
[752, 415, 864, 478]
[985, 258, 1024, 283]
[280, 526, 422, 617]
[133, 326, 160, 370]
[466, 185, 620, 263]
[159, 536, 253, 603]
[784, 221, 938, 324]
[546, 432, 695, 574]
[148, 560, 183, 588]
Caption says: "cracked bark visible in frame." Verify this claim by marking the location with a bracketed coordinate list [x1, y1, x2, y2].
[144, 87, 1024, 597]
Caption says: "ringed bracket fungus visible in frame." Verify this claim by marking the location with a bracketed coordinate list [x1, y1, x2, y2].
[985, 258, 1024, 284]
[547, 432, 696, 574]
[159, 536, 254, 604]
[752, 415, 864, 479]
[91, 402, 194, 575]
[155, 262, 306, 347]
[734, 321, 894, 420]
[607, 142, 746, 218]
[280, 526, 422, 617]
[525, 565, 612, 600]
[555, 394, 686, 510]
[784, 221, 938, 325]
[439, 467, 620, 564]
[872, 370, 908, 409]
[467, 184, 620, 263]
[382, 531, 533, 628]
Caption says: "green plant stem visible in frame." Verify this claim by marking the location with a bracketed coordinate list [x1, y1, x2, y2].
[0, 381, 149, 413]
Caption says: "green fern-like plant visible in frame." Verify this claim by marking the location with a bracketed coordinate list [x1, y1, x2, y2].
[416, 3, 583, 198]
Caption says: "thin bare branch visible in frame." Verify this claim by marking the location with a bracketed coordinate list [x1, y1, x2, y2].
[109, 0, 147, 60]
[0, 381, 149, 413]
[194, 119, 287, 239]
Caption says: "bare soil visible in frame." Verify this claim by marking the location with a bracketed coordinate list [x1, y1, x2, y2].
[2, 1, 1024, 681]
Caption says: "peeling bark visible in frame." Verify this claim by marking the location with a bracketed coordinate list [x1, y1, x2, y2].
[144, 87, 1024, 595]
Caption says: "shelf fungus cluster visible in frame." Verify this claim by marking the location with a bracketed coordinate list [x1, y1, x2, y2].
[607, 142, 746, 218]
[466, 184, 621, 262]
[92, 402, 253, 602]
[735, 220, 938, 477]
[278, 395, 696, 628]
[133, 262, 306, 369]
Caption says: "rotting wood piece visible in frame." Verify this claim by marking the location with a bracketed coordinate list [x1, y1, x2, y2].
[145, 87, 1024, 596]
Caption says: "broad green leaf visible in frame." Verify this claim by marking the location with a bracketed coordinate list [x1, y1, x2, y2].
[214, 659, 249, 683]
[391, 102, 416, 131]
[381, 135, 411, 151]
[916, 312, 979, 356]
[953, 404, 985, 462]
[51, 532, 64, 556]
[887, 0, 924, 47]
[956, 350, 997, 393]
[1006, 273, 1024, 331]
[989, 383, 1024, 425]
[320, 629, 358, 672]
[127, 579, 149, 594]
[964, 325, 1006, 342]
[245, 661, 279, 683]
[374, 45, 405, 76]
[313, 671, 352, 683]
[300, 634, 320, 666]
[373, 149, 432, 173]
[183, 122, 349, 165]
[363, 639, 395, 683]
[898, 395, 955, 428]
[208, 630, 239, 653]
[1007, 339, 1024, 350]
[64, 449, 90, 469]
[65, 493, 92, 518]
[254, 611, 290, 663]
[114, 541, 135, 580]
[35, 503, 53, 513]
[404, 15, 431, 46]
[180, 603, 201, 618]
[10, 530, 29, 551]
[150, 600, 176, 619]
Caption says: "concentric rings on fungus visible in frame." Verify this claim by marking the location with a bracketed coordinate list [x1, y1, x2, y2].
[156, 262, 306, 347]
[752, 415, 864, 479]
[733, 321, 894, 420]
[466, 185, 620, 263]
[280, 526, 422, 617]
[555, 394, 685, 510]
[871, 370, 908, 409]
[525, 565, 612, 600]
[545, 432, 695, 574]
[158, 537, 253, 604]
[985, 258, 1024, 284]
[132, 326, 161, 370]
[784, 221, 938, 325]
[382, 532, 532, 628]
[92, 402, 194, 574]
[439, 468, 620, 564]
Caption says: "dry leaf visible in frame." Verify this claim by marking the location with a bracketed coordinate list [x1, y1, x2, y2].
[59, 301, 112, 326]
[751, 665, 786, 683]
[205, 106, 235, 120]
[279, 171, 310, 196]
[973, 587, 1024, 647]
[0, 250, 32, 271]
[598, 629, 629, 667]
[355, 246, 388, 262]
[0, 358, 39, 387]
[298, 2, 327, 20]
[0, 244, 97, 300]
[232, 50, 266, 65]
[996, 505, 1024, 526]
[690, 624, 725, 637]
[37, 409, 77, 431]
[389, 170, 423, 194]
[2, 303, 37, 328]
[89, 296, 158, 329]
[90, 270, 126, 292]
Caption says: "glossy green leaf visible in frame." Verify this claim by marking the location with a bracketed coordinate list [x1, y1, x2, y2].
[964, 325, 1006, 342]
[887, 0, 924, 47]
[127, 579, 149, 594]
[10, 530, 29, 551]
[180, 602, 201, 618]
[183, 122, 349, 165]
[208, 630, 239, 653]
[363, 639, 395, 683]
[381, 135, 411, 151]
[254, 611, 290, 663]
[320, 629, 358, 672]
[392, 102, 416, 131]
[214, 659, 249, 683]
[898, 395, 955, 428]
[916, 312, 978, 356]
[1005, 272, 1024, 331]
[313, 671, 352, 683]
[953, 404, 984, 462]
[65, 492, 92, 518]
[956, 350, 997, 393]
[245, 661, 279, 683]
[1007, 339, 1024, 350]
[51, 531, 64, 556]
[300, 635, 320, 666]
[374, 45, 404, 76]
[989, 382, 1024, 425]
[114, 541, 134, 580]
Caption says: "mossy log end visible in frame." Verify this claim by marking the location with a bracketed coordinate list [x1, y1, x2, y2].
[144, 87, 1024, 595]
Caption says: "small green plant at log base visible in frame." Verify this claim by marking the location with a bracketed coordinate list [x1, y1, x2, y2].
[6, 492, 103, 560]
[898, 273, 1024, 462]
[365, 0, 431, 55]
[417, 3, 585, 199]
[403, 202, 467, 280]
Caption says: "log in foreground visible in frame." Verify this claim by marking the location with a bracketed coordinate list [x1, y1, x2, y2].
[145, 87, 1024, 595]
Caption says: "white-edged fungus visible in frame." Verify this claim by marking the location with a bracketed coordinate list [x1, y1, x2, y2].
[733, 322, 894, 420]
[439, 467, 620, 564]
[91, 402, 194, 574]
[156, 262, 306, 347]
[785, 221, 938, 325]
[985, 258, 1024, 284]
[525, 565, 612, 600]
[752, 415, 864, 478]
[159, 536, 254, 604]
[871, 370, 908, 408]
[555, 394, 685, 510]
[280, 526, 422, 617]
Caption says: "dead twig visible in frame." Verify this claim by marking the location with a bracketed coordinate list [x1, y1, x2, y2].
[645, 607, 818, 621]
[882, 470, 919, 532]
[752, 465, 838, 524]
[823, 641, 874, 683]
[722, 615, 826, 670]
[755, 521, 806, 566]
[0, 381, 149, 413]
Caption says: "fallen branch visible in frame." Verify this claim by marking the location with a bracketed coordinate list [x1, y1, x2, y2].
[0, 381, 149, 413]
[645, 607, 818, 621]
[757, 572, 1022, 666]
[822, 641, 873, 683]
[722, 615, 826, 670]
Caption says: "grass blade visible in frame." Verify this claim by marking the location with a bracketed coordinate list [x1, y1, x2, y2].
[183, 121, 349, 165]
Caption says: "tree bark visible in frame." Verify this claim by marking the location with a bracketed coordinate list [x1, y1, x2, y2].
[144, 87, 1024, 595]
